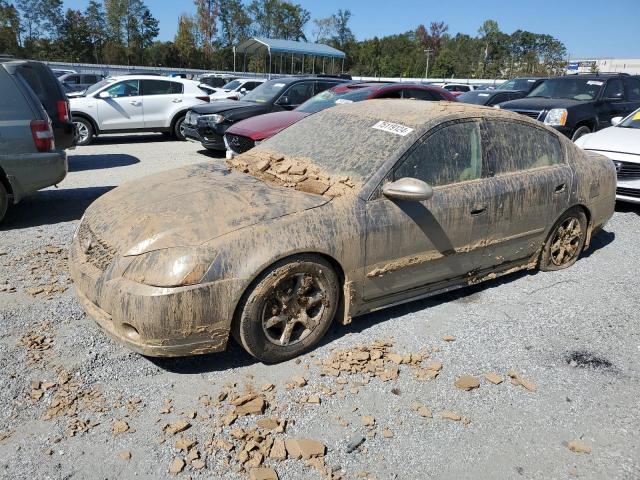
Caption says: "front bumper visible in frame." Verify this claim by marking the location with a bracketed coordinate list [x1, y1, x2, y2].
[183, 124, 226, 150]
[69, 237, 243, 357]
[616, 179, 640, 204]
[3, 150, 67, 203]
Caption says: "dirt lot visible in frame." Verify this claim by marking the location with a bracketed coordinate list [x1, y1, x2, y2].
[1, 134, 639, 480]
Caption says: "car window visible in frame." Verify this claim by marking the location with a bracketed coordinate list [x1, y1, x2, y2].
[282, 82, 315, 105]
[402, 89, 436, 101]
[83, 75, 99, 84]
[106, 80, 139, 98]
[377, 89, 403, 99]
[314, 81, 340, 95]
[242, 80, 288, 103]
[0, 71, 33, 120]
[141, 79, 182, 95]
[490, 93, 508, 105]
[65, 75, 80, 84]
[624, 78, 640, 101]
[394, 121, 483, 187]
[244, 82, 261, 90]
[483, 120, 563, 175]
[604, 78, 625, 100]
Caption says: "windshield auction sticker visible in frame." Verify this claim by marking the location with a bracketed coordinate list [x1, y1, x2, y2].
[372, 121, 414, 136]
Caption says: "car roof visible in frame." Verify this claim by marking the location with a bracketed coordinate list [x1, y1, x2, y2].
[326, 98, 536, 128]
[110, 75, 197, 83]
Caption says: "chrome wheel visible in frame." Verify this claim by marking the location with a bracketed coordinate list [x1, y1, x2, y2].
[549, 216, 583, 266]
[261, 273, 327, 346]
[74, 121, 89, 144]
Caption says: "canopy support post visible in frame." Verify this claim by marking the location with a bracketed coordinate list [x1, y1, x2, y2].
[331, 57, 334, 74]
[322, 57, 325, 73]
[291, 53, 294, 74]
[268, 48, 272, 79]
[341, 57, 345, 74]
[302, 54, 304, 74]
[233, 46, 236, 73]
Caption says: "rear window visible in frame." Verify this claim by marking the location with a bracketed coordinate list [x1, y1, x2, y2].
[15, 63, 63, 119]
[0, 70, 33, 120]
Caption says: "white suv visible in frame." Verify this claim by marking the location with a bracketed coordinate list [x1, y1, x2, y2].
[210, 78, 266, 100]
[70, 75, 212, 145]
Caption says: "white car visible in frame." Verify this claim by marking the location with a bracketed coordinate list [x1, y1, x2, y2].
[210, 78, 266, 101]
[575, 108, 640, 204]
[70, 75, 213, 145]
[442, 83, 477, 95]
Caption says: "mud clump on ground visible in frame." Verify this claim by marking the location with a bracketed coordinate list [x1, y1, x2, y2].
[227, 149, 359, 198]
[565, 351, 616, 372]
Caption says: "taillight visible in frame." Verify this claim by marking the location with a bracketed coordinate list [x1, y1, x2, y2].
[30, 119, 54, 152]
[56, 100, 70, 122]
[196, 96, 210, 103]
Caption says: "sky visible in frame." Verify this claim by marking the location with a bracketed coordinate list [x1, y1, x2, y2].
[62, 0, 639, 59]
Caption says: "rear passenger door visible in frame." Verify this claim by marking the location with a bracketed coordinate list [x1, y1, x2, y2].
[141, 79, 184, 128]
[475, 120, 573, 270]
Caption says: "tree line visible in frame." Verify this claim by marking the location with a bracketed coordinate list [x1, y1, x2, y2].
[0, 0, 567, 78]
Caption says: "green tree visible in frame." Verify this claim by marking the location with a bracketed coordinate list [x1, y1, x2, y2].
[248, 0, 309, 41]
[194, 0, 218, 64]
[57, 8, 93, 62]
[174, 14, 198, 67]
[0, 0, 20, 55]
[85, 0, 106, 63]
[218, 0, 251, 47]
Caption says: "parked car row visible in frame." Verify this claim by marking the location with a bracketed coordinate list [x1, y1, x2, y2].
[1, 56, 75, 222]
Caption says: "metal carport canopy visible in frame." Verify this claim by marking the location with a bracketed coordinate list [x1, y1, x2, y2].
[235, 37, 345, 59]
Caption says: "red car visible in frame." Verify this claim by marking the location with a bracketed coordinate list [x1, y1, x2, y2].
[224, 82, 456, 155]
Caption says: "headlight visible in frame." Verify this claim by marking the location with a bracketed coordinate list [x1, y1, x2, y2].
[544, 109, 568, 126]
[201, 114, 225, 126]
[122, 247, 216, 288]
[493, 105, 501, 109]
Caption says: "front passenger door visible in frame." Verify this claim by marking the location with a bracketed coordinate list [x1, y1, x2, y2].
[96, 80, 144, 130]
[363, 120, 492, 300]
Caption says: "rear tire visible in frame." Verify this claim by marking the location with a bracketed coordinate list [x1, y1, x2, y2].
[73, 117, 94, 146]
[235, 255, 340, 363]
[0, 182, 8, 223]
[173, 115, 186, 141]
[540, 208, 587, 271]
[571, 125, 591, 142]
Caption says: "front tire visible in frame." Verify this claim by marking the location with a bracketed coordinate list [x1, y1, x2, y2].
[235, 255, 340, 363]
[0, 182, 8, 223]
[73, 117, 94, 146]
[540, 208, 587, 271]
[571, 126, 591, 142]
[173, 115, 186, 141]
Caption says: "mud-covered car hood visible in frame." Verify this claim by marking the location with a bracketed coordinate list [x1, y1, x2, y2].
[226, 111, 310, 140]
[84, 162, 329, 256]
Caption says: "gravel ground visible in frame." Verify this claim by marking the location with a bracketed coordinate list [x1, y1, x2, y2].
[1, 134, 639, 480]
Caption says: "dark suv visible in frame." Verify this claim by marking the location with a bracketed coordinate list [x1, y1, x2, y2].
[499, 73, 640, 140]
[183, 76, 350, 151]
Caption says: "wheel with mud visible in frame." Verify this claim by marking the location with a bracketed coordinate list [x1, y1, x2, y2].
[571, 125, 591, 142]
[0, 182, 8, 223]
[540, 208, 587, 271]
[235, 254, 340, 363]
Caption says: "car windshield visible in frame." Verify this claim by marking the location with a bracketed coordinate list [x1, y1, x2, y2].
[527, 78, 603, 101]
[84, 79, 112, 95]
[619, 109, 640, 129]
[222, 80, 242, 90]
[296, 87, 373, 114]
[457, 91, 491, 104]
[241, 80, 288, 103]
[498, 78, 536, 91]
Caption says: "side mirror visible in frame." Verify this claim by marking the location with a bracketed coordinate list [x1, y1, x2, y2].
[276, 96, 291, 106]
[98, 91, 111, 99]
[240, 87, 247, 94]
[604, 93, 624, 102]
[611, 116, 623, 126]
[383, 177, 433, 202]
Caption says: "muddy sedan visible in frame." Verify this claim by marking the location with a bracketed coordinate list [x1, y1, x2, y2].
[69, 100, 616, 363]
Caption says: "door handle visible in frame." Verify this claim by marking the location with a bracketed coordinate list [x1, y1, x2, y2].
[129, 100, 141, 106]
[172, 98, 183, 103]
[470, 205, 487, 216]
[554, 183, 566, 194]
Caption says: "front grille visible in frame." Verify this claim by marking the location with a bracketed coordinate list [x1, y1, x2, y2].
[78, 222, 117, 271]
[225, 133, 255, 154]
[513, 110, 543, 121]
[613, 160, 640, 180]
[616, 187, 640, 198]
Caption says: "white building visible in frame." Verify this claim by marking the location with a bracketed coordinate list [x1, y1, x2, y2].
[567, 58, 640, 75]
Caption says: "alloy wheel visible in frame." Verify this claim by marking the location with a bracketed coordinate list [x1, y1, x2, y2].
[261, 273, 327, 346]
[549, 216, 583, 266]
[74, 121, 89, 144]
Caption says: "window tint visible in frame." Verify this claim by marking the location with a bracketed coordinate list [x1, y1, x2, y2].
[604, 78, 624, 99]
[83, 75, 99, 84]
[106, 80, 139, 97]
[402, 89, 436, 101]
[282, 82, 314, 105]
[377, 89, 403, 99]
[624, 77, 640, 101]
[0, 71, 32, 120]
[65, 75, 80, 84]
[315, 81, 339, 95]
[395, 121, 483, 187]
[141, 79, 182, 95]
[490, 93, 508, 105]
[483, 120, 563, 175]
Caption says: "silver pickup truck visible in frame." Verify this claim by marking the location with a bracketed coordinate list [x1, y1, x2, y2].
[0, 57, 69, 223]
